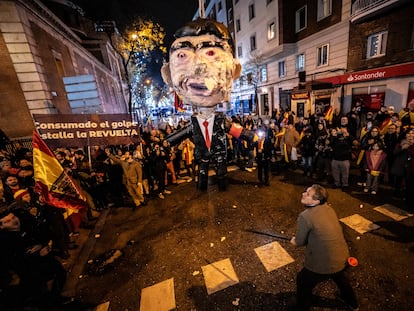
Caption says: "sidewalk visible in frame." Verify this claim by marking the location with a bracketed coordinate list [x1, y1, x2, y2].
[61, 209, 111, 297]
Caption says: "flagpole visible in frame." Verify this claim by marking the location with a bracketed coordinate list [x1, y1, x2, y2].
[198, 0, 205, 18]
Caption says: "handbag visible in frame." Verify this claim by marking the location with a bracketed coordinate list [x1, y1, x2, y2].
[291, 147, 298, 161]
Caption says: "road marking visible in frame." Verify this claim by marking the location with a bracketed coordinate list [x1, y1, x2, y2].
[254, 242, 295, 272]
[340, 214, 380, 234]
[374, 204, 413, 221]
[140, 278, 176, 311]
[94, 301, 110, 311]
[201, 258, 240, 295]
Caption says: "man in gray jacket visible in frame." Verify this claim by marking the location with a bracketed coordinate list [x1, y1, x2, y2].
[290, 184, 358, 310]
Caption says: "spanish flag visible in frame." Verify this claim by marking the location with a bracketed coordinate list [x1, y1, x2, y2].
[379, 118, 392, 135]
[33, 131, 86, 210]
[147, 114, 154, 130]
[174, 91, 185, 112]
[324, 105, 333, 123]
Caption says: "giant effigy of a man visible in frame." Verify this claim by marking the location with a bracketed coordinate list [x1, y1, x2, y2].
[161, 18, 252, 191]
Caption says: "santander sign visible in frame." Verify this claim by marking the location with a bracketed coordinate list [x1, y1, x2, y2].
[347, 71, 386, 82]
[318, 62, 414, 85]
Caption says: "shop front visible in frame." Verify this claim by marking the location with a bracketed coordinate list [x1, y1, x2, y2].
[318, 62, 414, 113]
[290, 81, 334, 118]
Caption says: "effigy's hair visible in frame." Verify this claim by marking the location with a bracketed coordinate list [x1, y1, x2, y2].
[174, 18, 234, 51]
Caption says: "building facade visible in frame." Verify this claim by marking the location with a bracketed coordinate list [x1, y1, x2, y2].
[320, 0, 414, 114]
[231, 0, 351, 118]
[198, 0, 414, 118]
[0, 0, 128, 139]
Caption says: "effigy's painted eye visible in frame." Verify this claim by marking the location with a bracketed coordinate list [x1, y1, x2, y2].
[206, 50, 215, 56]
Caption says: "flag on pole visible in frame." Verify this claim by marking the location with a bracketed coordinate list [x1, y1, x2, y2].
[324, 105, 333, 123]
[32, 131, 86, 210]
[146, 114, 154, 130]
[174, 92, 185, 112]
[379, 118, 392, 135]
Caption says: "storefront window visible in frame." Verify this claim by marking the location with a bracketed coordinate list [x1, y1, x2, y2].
[352, 85, 386, 111]
[408, 82, 414, 108]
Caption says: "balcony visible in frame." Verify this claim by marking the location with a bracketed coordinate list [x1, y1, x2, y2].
[351, 0, 407, 23]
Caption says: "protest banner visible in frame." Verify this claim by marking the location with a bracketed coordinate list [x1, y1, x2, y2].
[33, 114, 140, 148]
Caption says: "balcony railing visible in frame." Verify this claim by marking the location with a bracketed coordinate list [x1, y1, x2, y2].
[351, 0, 405, 23]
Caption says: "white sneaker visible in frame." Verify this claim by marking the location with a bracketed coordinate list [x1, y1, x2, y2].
[363, 188, 368, 193]
[163, 190, 172, 194]
[158, 193, 165, 199]
[371, 191, 376, 195]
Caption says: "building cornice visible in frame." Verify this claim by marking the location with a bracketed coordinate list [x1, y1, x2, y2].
[17, 0, 81, 44]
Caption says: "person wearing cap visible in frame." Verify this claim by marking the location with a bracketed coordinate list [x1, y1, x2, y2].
[291, 184, 359, 310]
[10, 188, 74, 260]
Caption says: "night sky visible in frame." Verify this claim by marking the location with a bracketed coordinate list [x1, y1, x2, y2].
[73, 0, 199, 47]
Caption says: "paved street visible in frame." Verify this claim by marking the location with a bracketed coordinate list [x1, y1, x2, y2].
[62, 166, 414, 311]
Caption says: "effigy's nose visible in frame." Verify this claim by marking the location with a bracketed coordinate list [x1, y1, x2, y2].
[194, 63, 207, 75]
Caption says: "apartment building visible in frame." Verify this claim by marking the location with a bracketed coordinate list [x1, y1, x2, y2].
[319, 0, 414, 113]
[232, 0, 352, 117]
[0, 0, 128, 139]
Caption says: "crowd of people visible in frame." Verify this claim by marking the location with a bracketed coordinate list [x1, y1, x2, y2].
[0, 103, 413, 309]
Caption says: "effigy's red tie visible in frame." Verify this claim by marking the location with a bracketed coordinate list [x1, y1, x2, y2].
[203, 120, 210, 149]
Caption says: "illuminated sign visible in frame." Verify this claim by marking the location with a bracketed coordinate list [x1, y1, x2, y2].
[319, 62, 414, 85]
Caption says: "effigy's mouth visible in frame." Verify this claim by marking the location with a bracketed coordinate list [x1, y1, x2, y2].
[188, 83, 208, 92]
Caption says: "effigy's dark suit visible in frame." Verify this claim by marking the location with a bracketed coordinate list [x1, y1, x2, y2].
[191, 113, 228, 191]
[166, 112, 251, 191]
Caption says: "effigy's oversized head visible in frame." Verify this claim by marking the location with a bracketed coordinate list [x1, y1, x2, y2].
[161, 18, 241, 108]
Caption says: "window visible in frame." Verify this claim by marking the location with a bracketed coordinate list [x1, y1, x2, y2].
[352, 85, 386, 110]
[249, 3, 255, 21]
[295, 6, 307, 32]
[295, 53, 305, 72]
[228, 8, 233, 22]
[236, 18, 241, 32]
[268, 22, 276, 40]
[217, 1, 222, 12]
[278, 60, 286, 77]
[237, 45, 243, 58]
[260, 66, 267, 82]
[52, 50, 65, 77]
[250, 34, 256, 51]
[317, 44, 329, 66]
[317, 0, 331, 21]
[367, 31, 388, 58]
[407, 82, 414, 106]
